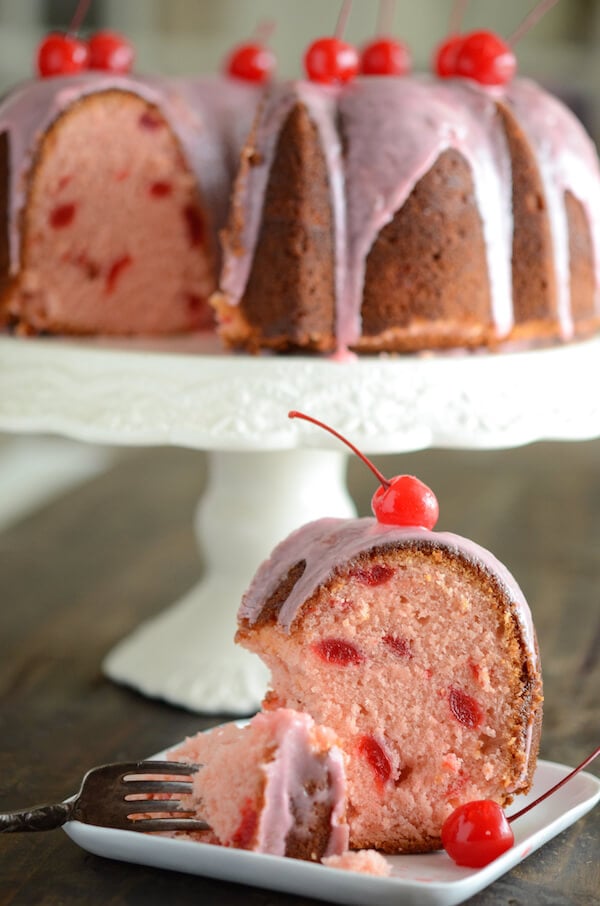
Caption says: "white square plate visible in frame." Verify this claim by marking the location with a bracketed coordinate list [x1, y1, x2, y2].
[64, 758, 599, 906]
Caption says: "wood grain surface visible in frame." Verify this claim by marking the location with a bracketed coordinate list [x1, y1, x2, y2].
[0, 440, 598, 906]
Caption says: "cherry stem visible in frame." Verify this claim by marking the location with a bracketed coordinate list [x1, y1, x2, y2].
[449, 0, 469, 35]
[335, 0, 353, 40]
[508, 744, 599, 823]
[288, 411, 391, 489]
[69, 0, 91, 35]
[507, 0, 560, 47]
[253, 19, 276, 45]
[376, 0, 396, 36]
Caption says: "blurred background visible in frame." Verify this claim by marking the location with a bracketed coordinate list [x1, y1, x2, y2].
[0, 0, 598, 527]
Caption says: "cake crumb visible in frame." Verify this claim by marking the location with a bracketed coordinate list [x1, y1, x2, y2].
[322, 849, 392, 876]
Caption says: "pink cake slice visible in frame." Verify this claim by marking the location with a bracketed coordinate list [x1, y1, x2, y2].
[168, 708, 348, 861]
[236, 517, 543, 854]
[0, 74, 257, 335]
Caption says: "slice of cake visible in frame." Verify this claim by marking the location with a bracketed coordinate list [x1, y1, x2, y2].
[236, 517, 543, 854]
[168, 708, 348, 861]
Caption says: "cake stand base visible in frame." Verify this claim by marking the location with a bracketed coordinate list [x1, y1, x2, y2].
[103, 448, 356, 714]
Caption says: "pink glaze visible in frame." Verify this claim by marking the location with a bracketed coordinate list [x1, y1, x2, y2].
[169, 709, 348, 860]
[240, 517, 536, 665]
[504, 79, 600, 337]
[218, 74, 600, 350]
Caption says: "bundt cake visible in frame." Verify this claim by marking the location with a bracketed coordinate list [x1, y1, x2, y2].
[0, 73, 257, 335]
[213, 74, 600, 354]
[168, 708, 348, 861]
[236, 516, 543, 853]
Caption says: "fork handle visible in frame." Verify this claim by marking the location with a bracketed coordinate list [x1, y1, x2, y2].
[0, 802, 73, 832]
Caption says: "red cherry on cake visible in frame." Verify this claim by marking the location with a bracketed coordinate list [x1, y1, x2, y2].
[288, 411, 439, 529]
[434, 34, 464, 78]
[88, 30, 135, 74]
[304, 37, 359, 85]
[37, 33, 89, 77]
[372, 475, 438, 528]
[360, 37, 411, 76]
[454, 30, 516, 86]
[226, 42, 275, 84]
[442, 744, 600, 869]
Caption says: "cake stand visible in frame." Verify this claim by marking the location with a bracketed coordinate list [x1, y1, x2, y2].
[2, 333, 599, 714]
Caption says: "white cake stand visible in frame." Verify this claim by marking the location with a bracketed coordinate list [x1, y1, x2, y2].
[2, 333, 600, 714]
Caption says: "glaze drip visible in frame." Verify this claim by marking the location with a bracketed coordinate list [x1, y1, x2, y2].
[219, 74, 600, 350]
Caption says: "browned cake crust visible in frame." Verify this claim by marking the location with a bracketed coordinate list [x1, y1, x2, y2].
[216, 102, 337, 352]
[285, 773, 337, 861]
[215, 84, 600, 356]
[496, 102, 560, 342]
[565, 190, 598, 337]
[357, 148, 494, 353]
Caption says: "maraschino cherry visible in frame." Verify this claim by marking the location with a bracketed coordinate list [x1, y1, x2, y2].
[226, 23, 276, 84]
[442, 744, 600, 868]
[37, 33, 89, 77]
[304, 0, 359, 85]
[454, 31, 516, 86]
[435, 0, 559, 86]
[36, 0, 90, 78]
[227, 43, 275, 84]
[305, 38, 359, 84]
[88, 30, 134, 74]
[288, 411, 439, 529]
[433, 0, 467, 79]
[434, 29, 515, 86]
[361, 0, 411, 76]
[360, 38, 411, 76]
[433, 34, 464, 78]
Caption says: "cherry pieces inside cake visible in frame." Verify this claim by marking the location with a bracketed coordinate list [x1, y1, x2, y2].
[168, 708, 348, 862]
[0, 73, 257, 336]
[236, 514, 543, 854]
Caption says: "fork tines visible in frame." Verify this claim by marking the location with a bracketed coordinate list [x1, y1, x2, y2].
[120, 760, 201, 777]
[121, 762, 199, 796]
[118, 761, 209, 833]
[127, 816, 210, 832]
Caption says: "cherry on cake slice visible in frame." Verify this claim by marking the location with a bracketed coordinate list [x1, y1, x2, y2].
[235, 414, 543, 854]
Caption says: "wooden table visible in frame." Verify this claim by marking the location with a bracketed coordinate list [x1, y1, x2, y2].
[1, 441, 598, 906]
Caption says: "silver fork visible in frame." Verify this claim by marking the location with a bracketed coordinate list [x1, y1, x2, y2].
[0, 761, 209, 834]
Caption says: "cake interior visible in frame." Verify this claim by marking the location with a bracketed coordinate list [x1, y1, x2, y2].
[7, 90, 214, 334]
[239, 544, 542, 853]
[169, 709, 348, 861]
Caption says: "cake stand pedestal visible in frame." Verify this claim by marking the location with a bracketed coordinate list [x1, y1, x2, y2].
[107, 447, 355, 714]
[2, 333, 599, 714]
